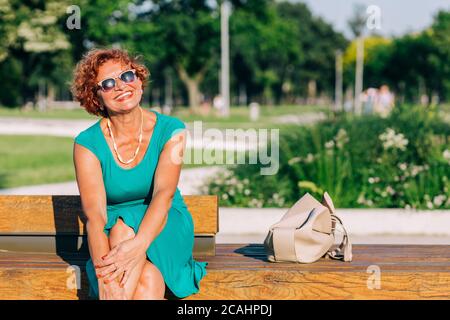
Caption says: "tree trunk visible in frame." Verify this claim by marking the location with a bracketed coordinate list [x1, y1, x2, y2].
[176, 64, 206, 110]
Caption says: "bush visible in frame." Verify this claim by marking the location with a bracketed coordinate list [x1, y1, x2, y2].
[203, 104, 450, 209]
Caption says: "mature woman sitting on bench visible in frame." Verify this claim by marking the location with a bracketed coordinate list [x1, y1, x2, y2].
[71, 48, 208, 300]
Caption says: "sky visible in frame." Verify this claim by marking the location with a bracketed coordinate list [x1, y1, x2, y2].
[293, 0, 450, 38]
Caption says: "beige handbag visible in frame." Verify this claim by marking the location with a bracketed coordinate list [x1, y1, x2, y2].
[263, 191, 352, 263]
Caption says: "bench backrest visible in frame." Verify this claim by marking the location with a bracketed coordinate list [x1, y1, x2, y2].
[0, 195, 218, 255]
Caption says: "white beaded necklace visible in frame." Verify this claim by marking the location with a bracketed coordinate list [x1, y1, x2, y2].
[107, 106, 144, 165]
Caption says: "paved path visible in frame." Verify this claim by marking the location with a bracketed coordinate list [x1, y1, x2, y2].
[0, 166, 224, 196]
[272, 112, 326, 124]
[0, 117, 264, 151]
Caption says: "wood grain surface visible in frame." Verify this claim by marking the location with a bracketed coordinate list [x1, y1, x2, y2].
[1, 244, 449, 300]
[0, 195, 218, 235]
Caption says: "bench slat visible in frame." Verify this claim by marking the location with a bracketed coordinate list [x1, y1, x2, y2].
[0, 244, 449, 300]
[0, 195, 218, 235]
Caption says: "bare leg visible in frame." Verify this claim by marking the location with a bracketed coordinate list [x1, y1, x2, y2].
[133, 259, 166, 300]
[108, 218, 146, 299]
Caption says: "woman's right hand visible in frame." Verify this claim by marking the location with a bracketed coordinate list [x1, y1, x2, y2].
[98, 278, 127, 300]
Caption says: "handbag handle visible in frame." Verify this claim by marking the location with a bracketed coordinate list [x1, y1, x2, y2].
[326, 214, 353, 262]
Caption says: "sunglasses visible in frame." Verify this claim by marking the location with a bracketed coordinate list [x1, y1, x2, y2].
[97, 69, 137, 92]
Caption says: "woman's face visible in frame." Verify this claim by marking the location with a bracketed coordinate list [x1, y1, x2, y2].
[96, 60, 143, 113]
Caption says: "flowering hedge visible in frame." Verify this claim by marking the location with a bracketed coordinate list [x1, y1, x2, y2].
[203, 104, 450, 209]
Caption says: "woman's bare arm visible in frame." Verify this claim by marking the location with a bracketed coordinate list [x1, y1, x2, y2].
[73, 143, 110, 267]
[135, 129, 187, 248]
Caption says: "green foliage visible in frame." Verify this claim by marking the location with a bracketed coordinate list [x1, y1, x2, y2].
[205, 105, 450, 209]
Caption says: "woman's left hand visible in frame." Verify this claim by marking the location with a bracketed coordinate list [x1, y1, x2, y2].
[95, 237, 148, 287]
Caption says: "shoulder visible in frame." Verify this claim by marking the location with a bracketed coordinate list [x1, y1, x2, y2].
[157, 112, 186, 130]
[74, 120, 102, 155]
[156, 112, 186, 148]
[75, 120, 100, 141]
[158, 112, 186, 138]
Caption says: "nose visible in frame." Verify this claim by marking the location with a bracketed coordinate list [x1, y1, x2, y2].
[114, 77, 127, 90]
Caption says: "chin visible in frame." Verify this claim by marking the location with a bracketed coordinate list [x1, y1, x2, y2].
[115, 98, 141, 111]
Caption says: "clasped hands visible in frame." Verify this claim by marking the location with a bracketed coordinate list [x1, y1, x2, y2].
[94, 237, 148, 288]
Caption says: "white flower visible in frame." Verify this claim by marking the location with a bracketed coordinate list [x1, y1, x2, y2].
[288, 157, 302, 165]
[222, 193, 229, 200]
[229, 189, 235, 196]
[433, 195, 446, 207]
[410, 166, 421, 177]
[386, 185, 395, 195]
[335, 129, 349, 149]
[398, 163, 408, 171]
[368, 177, 380, 184]
[244, 189, 251, 196]
[426, 201, 433, 209]
[379, 128, 409, 151]
[305, 153, 315, 163]
[357, 193, 365, 204]
[405, 204, 412, 210]
[249, 198, 259, 207]
[443, 149, 450, 164]
[325, 140, 335, 149]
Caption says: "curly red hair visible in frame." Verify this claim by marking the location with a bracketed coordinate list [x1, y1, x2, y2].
[71, 48, 150, 118]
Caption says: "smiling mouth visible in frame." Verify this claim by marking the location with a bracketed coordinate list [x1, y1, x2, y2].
[115, 90, 134, 101]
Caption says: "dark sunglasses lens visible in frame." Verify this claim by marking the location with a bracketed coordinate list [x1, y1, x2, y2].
[121, 71, 136, 83]
[101, 78, 116, 91]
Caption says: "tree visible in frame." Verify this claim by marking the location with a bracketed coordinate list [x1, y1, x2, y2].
[277, 2, 347, 102]
[0, 0, 72, 107]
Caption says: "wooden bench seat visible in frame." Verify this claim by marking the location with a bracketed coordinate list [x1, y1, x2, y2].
[0, 195, 218, 256]
[1, 244, 449, 299]
[1, 195, 449, 300]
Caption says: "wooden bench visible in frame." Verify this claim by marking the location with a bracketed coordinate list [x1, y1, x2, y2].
[0, 195, 449, 299]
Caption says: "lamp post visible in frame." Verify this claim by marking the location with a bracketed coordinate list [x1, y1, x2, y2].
[220, 0, 231, 117]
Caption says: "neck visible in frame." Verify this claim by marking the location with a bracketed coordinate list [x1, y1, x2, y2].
[107, 106, 143, 139]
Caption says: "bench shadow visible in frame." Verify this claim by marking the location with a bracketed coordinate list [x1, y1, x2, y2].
[52, 195, 90, 300]
[233, 243, 269, 262]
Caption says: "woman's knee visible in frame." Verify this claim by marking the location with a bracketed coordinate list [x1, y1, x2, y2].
[109, 218, 135, 245]
[135, 261, 165, 299]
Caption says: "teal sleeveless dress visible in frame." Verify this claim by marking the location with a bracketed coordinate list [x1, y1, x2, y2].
[74, 110, 208, 299]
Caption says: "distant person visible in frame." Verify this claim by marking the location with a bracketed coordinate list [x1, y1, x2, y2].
[375, 85, 394, 117]
[213, 94, 224, 116]
[363, 88, 378, 115]
[200, 99, 212, 116]
[71, 48, 207, 300]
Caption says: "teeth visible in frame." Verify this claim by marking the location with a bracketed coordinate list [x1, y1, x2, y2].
[116, 91, 132, 100]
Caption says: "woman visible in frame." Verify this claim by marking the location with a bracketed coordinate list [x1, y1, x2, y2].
[71, 48, 208, 300]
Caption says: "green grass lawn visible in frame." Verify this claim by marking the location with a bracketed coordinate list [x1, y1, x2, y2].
[0, 135, 233, 189]
[0, 135, 76, 189]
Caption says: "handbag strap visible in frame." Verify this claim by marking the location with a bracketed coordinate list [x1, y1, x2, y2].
[326, 214, 353, 262]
